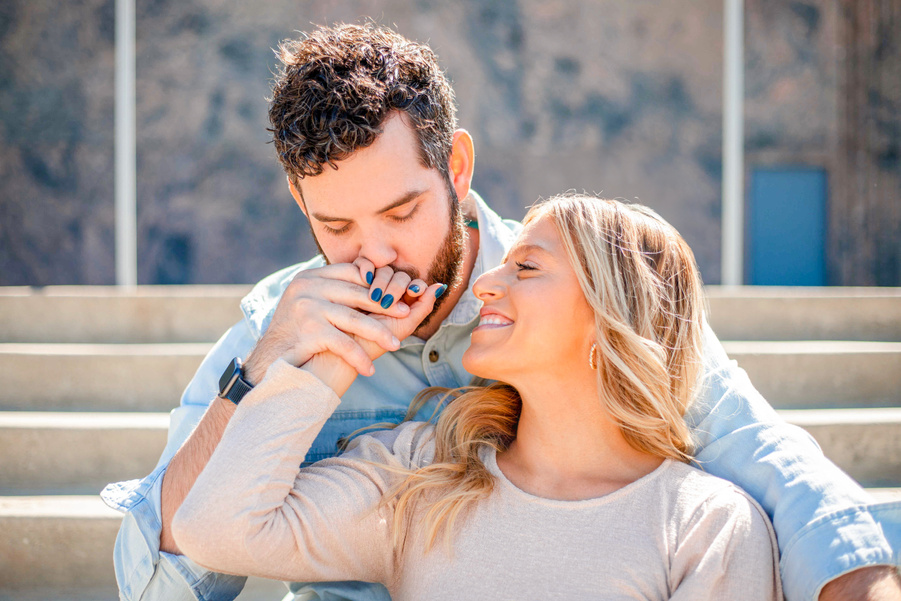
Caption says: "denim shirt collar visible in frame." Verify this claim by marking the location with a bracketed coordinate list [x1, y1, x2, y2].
[238, 190, 520, 341]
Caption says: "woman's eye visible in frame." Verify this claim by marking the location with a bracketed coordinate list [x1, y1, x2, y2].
[515, 261, 537, 271]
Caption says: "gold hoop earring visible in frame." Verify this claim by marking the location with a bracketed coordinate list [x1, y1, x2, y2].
[589, 342, 599, 370]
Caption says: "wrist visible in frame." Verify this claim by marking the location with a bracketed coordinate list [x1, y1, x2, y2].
[301, 354, 358, 397]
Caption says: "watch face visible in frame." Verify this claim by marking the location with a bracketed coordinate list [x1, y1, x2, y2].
[219, 358, 241, 394]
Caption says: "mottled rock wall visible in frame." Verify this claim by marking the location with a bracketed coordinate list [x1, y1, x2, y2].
[1, 0, 897, 285]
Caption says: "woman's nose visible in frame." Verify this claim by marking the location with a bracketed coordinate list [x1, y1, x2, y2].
[472, 266, 506, 301]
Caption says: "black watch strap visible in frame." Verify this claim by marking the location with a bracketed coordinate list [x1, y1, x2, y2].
[218, 358, 254, 405]
[222, 376, 253, 405]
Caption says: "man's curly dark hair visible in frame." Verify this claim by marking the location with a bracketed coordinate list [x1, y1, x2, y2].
[269, 22, 458, 185]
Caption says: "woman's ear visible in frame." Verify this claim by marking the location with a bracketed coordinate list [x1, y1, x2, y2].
[449, 129, 475, 202]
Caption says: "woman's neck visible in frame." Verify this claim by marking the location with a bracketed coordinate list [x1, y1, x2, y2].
[496, 374, 664, 501]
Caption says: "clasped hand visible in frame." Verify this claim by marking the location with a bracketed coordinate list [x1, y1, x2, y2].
[244, 257, 444, 393]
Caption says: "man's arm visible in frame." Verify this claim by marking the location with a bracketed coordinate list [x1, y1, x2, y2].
[820, 567, 901, 601]
[103, 320, 255, 601]
[688, 323, 900, 601]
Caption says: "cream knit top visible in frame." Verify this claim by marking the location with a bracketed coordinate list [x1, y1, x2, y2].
[174, 360, 782, 600]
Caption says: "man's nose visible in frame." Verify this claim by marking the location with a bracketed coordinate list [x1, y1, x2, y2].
[358, 235, 398, 269]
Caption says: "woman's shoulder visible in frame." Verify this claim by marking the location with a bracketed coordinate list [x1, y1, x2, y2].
[660, 464, 782, 597]
[663, 462, 770, 525]
[662, 462, 778, 556]
[340, 421, 438, 469]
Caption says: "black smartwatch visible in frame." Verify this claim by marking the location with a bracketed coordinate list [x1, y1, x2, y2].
[218, 357, 254, 405]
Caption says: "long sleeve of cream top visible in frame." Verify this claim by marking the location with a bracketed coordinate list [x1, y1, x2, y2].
[173, 359, 782, 600]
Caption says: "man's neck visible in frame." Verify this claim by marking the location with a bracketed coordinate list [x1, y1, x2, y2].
[414, 223, 480, 340]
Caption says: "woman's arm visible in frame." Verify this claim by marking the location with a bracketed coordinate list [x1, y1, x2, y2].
[171, 279, 443, 582]
[171, 360, 402, 583]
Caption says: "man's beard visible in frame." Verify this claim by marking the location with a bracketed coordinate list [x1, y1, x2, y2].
[416, 189, 466, 330]
[308, 180, 467, 332]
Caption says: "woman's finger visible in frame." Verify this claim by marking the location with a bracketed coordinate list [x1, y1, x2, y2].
[400, 278, 428, 306]
[368, 266, 394, 304]
[352, 257, 376, 286]
[378, 271, 412, 310]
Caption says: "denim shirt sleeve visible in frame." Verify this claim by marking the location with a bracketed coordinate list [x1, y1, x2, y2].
[688, 322, 900, 601]
[101, 319, 257, 601]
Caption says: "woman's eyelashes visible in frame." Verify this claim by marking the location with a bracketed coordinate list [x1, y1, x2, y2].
[515, 261, 538, 272]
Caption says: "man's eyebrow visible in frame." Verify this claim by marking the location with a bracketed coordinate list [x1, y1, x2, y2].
[310, 189, 428, 223]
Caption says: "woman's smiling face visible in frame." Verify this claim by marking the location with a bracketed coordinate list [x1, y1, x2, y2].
[463, 214, 596, 385]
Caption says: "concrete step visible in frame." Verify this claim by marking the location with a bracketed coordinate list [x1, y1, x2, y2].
[0, 496, 288, 599]
[0, 285, 249, 344]
[0, 343, 210, 412]
[3, 487, 900, 597]
[2, 406, 899, 495]
[3, 341, 898, 413]
[778, 408, 901, 487]
[723, 341, 901, 408]
[706, 286, 901, 341]
[2, 286, 899, 344]
[0, 412, 169, 495]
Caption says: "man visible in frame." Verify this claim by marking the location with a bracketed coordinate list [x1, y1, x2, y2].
[103, 22, 901, 601]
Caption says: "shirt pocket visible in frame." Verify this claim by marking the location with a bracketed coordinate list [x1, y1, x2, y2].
[303, 408, 409, 465]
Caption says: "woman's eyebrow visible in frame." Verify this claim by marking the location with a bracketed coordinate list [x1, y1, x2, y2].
[502, 243, 553, 262]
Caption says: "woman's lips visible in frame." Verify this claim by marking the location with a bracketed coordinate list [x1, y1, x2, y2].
[474, 312, 514, 330]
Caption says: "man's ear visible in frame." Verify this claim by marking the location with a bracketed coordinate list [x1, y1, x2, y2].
[287, 176, 308, 217]
[449, 129, 475, 203]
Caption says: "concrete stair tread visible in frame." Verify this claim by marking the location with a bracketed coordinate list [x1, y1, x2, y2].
[778, 407, 901, 425]
[0, 411, 169, 494]
[0, 495, 122, 518]
[3, 285, 899, 343]
[0, 342, 213, 355]
[0, 410, 170, 428]
[722, 340, 901, 353]
[1, 407, 899, 492]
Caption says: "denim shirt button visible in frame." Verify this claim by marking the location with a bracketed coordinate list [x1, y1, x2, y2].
[428, 350, 439, 363]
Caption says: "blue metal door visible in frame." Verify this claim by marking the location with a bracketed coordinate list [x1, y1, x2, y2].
[748, 168, 827, 286]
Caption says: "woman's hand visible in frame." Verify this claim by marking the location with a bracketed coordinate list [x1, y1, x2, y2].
[300, 259, 445, 396]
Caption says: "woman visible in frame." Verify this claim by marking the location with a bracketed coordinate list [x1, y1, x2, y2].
[173, 194, 781, 599]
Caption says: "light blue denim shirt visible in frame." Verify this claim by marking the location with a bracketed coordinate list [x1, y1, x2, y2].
[102, 192, 900, 601]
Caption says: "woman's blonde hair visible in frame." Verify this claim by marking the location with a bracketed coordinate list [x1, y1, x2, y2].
[387, 193, 706, 552]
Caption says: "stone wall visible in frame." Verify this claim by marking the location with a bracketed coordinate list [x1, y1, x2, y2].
[1, 0, 897, 285]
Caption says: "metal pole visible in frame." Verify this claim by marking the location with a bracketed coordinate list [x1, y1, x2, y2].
[722, 0, 744, 286]
[115, 0, 137, 287]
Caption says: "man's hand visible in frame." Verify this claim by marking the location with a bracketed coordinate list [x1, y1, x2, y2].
[820, 566, 901, 601]
[244, 261, 425, 384]
[301, 268, 444, 396]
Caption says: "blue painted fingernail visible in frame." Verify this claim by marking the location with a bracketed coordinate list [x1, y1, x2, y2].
[371, 288, 382, 302]
[435, 284, 448, 298]
[380, 294, 394, 309]
[366, 271, 373, 285]
[409, 284, 421, 293]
